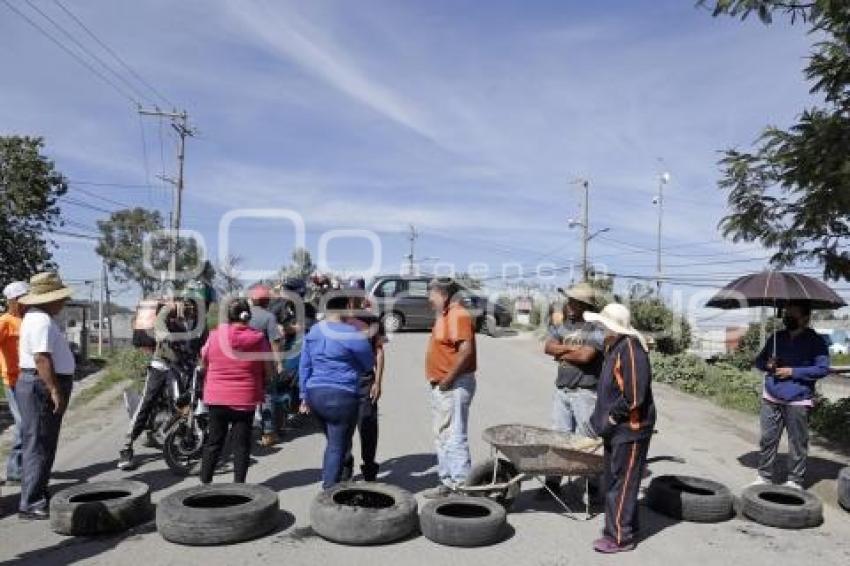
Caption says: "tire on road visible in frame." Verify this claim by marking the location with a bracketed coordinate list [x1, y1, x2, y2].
[420, 496, 507, 547]
[740, 484, 823, 529]
[310, 483, 418, 545]
[838, 467, 850, 512]
[50, 480, 153, 536]
[645, 475, 734, 523]
[465, 458, 522, 509]
[156, 483, 279, 545]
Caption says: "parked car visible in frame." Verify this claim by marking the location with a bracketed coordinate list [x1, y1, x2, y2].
[366, 275, 512, 334]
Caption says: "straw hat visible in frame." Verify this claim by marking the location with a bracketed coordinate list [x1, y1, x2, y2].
[583, 303, 649, 352]
[557, 282, 597, 308]
[19, 272, 73, 305]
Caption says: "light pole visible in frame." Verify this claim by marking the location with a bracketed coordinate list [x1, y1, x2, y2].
[655, 171, 671, 296]
[567, 219, 610, 282]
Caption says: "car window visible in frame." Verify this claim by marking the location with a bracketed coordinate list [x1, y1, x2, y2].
[408, 280, 428, 297]
[376, 279, 400, 298]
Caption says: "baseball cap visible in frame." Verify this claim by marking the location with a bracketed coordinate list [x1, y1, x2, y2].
[3, 281, 29, 301]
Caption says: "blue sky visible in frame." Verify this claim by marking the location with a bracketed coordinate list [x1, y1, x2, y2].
[1, 0, 834, 325]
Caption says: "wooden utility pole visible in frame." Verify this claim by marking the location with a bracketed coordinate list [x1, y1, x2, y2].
[138, 107, 194, 281]
[104, 262, 114, 353]
[98, 265, 104, 356]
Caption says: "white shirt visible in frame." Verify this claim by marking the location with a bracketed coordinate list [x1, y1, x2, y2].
[19, 308, 76, 375]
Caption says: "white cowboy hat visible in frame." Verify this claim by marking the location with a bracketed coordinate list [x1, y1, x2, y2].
[583, 303, 649, 352]
[18, 272, 73, 306]
[3, 281, 29, 301]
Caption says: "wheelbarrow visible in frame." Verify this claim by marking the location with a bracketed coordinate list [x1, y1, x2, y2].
[458, 424, 604, 520]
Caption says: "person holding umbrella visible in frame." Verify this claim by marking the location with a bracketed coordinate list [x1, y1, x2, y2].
[705, 271, 844, 490]
[753, 301, 829, 490]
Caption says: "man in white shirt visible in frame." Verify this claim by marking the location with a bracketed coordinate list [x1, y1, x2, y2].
[16, 272, 75, 520]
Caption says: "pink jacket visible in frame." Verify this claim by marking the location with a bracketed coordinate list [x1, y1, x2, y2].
[201, 323, 268, 407]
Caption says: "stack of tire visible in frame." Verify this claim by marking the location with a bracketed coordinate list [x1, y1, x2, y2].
[646, 475, 735, 523]
[50, 480, 153, 536]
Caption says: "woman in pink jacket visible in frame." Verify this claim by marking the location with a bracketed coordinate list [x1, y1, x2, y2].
[199, 299, 273, 483]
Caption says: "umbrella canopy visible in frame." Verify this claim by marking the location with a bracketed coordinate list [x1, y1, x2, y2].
[705, 271, 846, 310]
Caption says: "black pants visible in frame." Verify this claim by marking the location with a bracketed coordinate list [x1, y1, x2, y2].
[128, 365, 171, 442]
[602, 438, 650, 547]
[17, 371, 74, 512]
[343, 376, 379, 479]
[200, 405, 253, 484]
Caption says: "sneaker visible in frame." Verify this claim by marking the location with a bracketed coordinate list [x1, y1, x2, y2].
[18, 508, 49, 521]
[117, 448, 135, 470]
[259, 433, 277, 447]
[748, 476, 769, 487]
[783, 480, 804, 490]
[593, 536, 636, 554]
[421, 485, 453, 499]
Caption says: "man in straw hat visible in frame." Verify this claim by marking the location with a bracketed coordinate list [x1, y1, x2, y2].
[16, 272, 75, 520]
[1, 281, 29, 486]
[583, 303, 655, 554]
[542, 282, 604, 496]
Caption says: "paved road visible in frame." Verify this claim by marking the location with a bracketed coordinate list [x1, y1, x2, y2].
[1, 332, 849, 565]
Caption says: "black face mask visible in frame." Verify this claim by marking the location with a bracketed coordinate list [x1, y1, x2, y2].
[783, 316, 801, 331]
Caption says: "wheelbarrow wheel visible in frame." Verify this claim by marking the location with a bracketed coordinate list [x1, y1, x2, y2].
[465, 458, 521, 510]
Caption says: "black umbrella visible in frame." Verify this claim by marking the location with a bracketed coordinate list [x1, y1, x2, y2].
[706, 270, 846, 357]
[705, 271, 846, 310]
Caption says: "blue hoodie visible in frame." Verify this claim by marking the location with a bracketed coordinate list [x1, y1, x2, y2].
[755, 328, 830, 403]
[298, 321, 374, 400]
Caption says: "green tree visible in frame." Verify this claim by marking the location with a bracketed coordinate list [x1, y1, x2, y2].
[280, 247, 315, 280]
[0, 136, 67, 284]
[96, 208, 203, 295]
[701, 1, 850, 280]
[628, 284, 692, 355]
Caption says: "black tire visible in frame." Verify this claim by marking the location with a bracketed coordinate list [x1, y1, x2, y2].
[645, 475, 734, 523]
[741, 484, 823, 529]
[837, 467, 850, 512]
[465, 458, 521, 509]
[310, 483, 417, 545]
[420, 496, 507, 547]
[382, 312, 404, 334]
[156, 484, 279, 545]
[50, 480, 153, 536]
[163, 418, 205, 476]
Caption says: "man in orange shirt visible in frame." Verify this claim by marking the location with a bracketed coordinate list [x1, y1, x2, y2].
[423, 277, 477, 499]
[1, 281, 29, 485]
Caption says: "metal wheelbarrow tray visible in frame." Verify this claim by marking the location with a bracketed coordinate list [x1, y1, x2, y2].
[460, 424, 604, 520]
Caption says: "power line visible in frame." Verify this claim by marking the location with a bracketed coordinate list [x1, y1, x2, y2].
[22, 0, 154, 105]
[68, 180, 155, 189]
[71, 185, 132, 208]
[2, 0, 139, 105]
[52, 0, 175, 108]
[61, 196, 114, 214]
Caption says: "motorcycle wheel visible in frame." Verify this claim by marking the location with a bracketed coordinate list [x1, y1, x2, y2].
[163, 418, 205, 476]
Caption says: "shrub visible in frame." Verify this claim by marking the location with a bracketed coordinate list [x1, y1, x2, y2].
[811, 397, 850, 445]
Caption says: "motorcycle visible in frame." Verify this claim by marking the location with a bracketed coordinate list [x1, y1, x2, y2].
[163, 365, 210, 476]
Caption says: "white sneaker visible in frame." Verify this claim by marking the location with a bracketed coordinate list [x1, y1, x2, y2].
[782, 480, 804, 490]
[749, 477, 769, 487]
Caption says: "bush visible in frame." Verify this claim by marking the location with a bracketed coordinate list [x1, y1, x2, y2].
[651, 353, 762, 414]
[73, 348, 149, 407]
[628, 291, 691, 355]
[811, 397, 850, 445]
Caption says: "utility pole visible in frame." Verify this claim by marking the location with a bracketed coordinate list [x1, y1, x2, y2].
[138, 107, 195, 282]
[98, 264, 104, 356]
[581, 179, 589, 282]
[104, 263, 114, 353]
[406, 224, 418, 276]
[655, 172, 671, 296]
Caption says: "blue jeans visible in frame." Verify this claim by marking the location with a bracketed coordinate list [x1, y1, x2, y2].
[552, 387, 597, 438]
[4, 383, 23, 481]
[307, 387, 360, 489]
[17, 370, 73, 512]
[430, 373, 476, 489]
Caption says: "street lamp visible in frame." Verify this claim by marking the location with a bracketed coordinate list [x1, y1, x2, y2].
[655, 171, 671, 296]
[567, 218, 610, 282]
